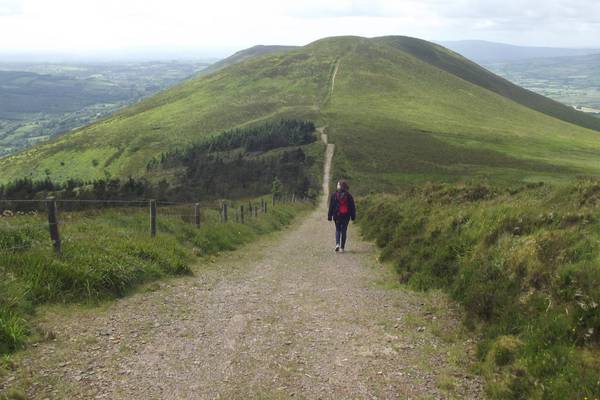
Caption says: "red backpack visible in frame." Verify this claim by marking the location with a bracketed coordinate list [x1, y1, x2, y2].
[336, 192, 349, 216]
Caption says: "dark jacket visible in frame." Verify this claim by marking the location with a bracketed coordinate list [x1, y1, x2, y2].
[328, 190, 356, 221]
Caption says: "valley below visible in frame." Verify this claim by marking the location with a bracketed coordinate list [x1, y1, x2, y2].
[0, 61, 211, 157]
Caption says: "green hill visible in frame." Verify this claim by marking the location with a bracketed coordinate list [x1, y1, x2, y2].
[379, 36, 600, 131]
[1, 35, 600, 189]
[200, 45, 299, 75]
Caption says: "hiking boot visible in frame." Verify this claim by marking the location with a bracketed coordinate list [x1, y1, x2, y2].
[335, 244, 340, 252]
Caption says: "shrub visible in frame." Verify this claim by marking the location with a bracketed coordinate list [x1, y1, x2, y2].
[358, 181, 600, 398]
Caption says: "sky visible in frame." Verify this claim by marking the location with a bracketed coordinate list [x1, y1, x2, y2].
[0, 0, 599, 59]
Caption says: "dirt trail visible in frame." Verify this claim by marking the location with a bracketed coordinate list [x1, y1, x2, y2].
[330, 60, 340, 97]
[2, 137, 483, 399]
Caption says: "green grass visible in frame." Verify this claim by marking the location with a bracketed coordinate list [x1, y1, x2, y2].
[0, 199, 310, 355]
[378, 36, 600, 131]
[0, 50, 332, 182]
[358, 180, 600, 399]
[321, 37, 600, 192]
[2, 36, 600, 189]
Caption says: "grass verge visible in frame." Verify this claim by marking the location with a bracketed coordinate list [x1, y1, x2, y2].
[0, 200, 311, 355]
[358, 179, 600, 399]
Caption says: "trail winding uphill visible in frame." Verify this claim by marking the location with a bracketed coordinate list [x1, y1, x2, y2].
[3, 136, 483, 399]
[330, 60, 340, 97]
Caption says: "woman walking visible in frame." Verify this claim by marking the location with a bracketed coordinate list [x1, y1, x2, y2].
[327, 180, 356, 252]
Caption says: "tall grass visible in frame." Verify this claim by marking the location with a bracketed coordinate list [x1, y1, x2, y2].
[358, 180, 600, 399]
[0, 199, 308, 354]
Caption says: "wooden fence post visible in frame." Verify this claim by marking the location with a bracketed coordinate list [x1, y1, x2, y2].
[194, 203, 201, 227]
[222, 203, 228, 223]
[254, 204, 258, 217]
[240, 205, 244, 224]
[150, 199, 157, 237]
[46, 197, 61, 255]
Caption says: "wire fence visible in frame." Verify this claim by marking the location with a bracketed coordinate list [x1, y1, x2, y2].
[0, 194, 311, 255]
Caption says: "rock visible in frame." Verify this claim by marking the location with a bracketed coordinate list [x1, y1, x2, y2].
[417, 326, 426, 332]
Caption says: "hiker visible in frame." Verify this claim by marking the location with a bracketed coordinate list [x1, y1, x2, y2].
[327, 180, 356, 252]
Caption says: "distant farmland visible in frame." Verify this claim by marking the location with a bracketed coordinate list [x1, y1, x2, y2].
[0, 61, 210, 156]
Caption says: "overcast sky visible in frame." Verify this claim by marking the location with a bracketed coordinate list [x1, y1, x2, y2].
[0, 0, 599, 58]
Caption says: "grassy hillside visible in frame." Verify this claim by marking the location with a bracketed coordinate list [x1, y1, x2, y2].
[1, 35, 600, 191]
[319, 37, 600, 192]
[378, 36, 600, 131]
[0, 47, 333, 183]
[200, 45, 298, 75]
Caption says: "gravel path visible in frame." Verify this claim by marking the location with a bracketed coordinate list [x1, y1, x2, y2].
[2, 138, 483, 399]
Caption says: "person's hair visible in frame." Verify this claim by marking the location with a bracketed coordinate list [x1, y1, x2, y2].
[338, 180, 349, 191]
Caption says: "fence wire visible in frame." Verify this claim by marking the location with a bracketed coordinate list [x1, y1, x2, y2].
[0, 195, 305, 254]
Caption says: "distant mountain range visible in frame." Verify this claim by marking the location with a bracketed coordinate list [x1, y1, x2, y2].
[438, 40, 600, 63]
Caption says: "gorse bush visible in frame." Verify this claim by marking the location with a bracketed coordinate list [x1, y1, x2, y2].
[359, 180, 600, 399]
[0, 200, 307, 355]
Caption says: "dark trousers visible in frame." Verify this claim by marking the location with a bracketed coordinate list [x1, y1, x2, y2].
[335, 216, 350, 248]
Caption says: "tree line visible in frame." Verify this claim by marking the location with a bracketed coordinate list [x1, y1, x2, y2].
[147, 119, 316, 170]
[1, 120, 320, 211]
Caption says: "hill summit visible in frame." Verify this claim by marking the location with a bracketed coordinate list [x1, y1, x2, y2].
[2, 35, 600, 190]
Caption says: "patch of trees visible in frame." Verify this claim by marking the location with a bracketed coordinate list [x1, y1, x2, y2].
[0, 147, 316, 212]
[177, 147, 315, 200]
[148, 119, 316, 170]
[0, 177, 162, 212]
[1, 119, 320, 211]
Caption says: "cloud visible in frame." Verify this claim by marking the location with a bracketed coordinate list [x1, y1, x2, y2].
[0, 0, 23, 16]
[0, 0, 599, 54]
